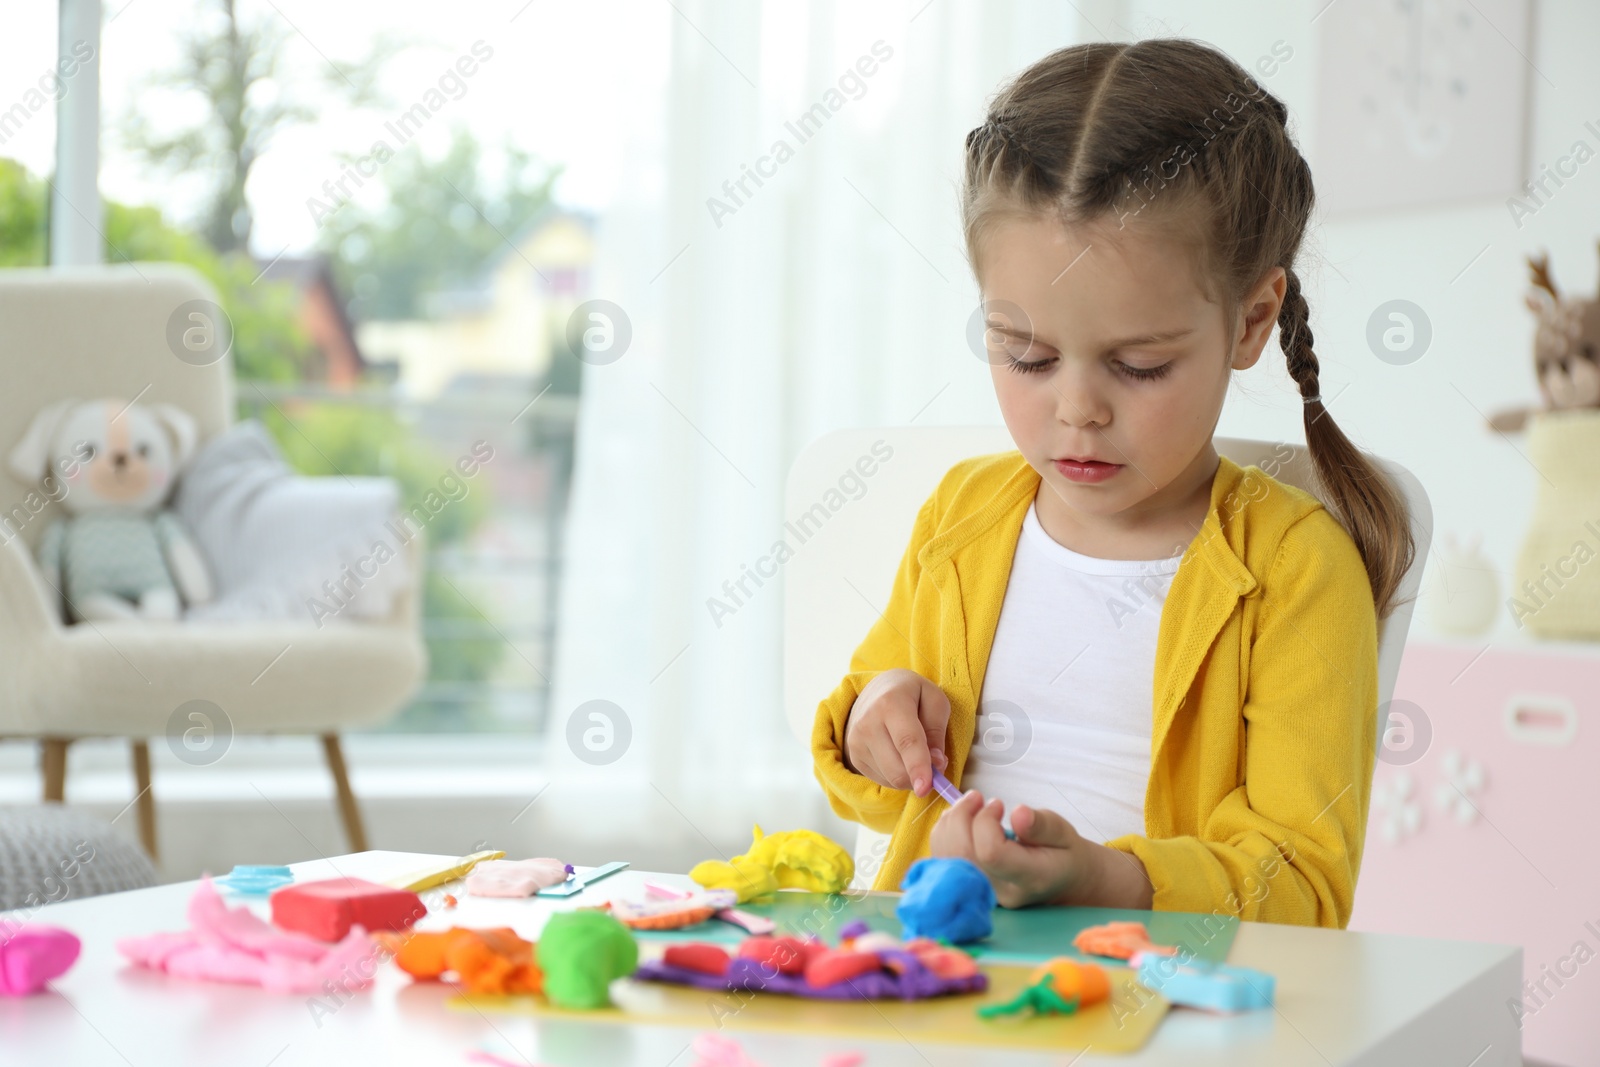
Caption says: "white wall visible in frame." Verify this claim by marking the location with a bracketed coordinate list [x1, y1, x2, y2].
[1121, 0, 1599, 642]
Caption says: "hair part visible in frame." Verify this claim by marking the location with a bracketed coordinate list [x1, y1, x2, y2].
[962, 38, 1415, 621]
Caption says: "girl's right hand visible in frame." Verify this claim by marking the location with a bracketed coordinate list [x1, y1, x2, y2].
[841, 668, 951, 798]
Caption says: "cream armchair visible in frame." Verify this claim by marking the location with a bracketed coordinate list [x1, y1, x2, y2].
[0, 264, 427, 862]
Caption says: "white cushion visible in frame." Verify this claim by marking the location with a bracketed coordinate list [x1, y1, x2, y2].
[173, 421, 410, 625]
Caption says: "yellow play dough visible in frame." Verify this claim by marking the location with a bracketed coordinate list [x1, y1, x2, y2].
[690, 826, 855, 900]
[689, 855, 778, 903]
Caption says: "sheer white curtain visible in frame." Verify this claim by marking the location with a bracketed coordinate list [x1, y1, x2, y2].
[547, 1, 1091, 842]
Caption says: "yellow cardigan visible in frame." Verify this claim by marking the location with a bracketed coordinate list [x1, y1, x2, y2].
[811, 450, 1379, 928]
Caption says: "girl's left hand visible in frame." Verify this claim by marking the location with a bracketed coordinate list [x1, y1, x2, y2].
[929, 790, 1151, 910]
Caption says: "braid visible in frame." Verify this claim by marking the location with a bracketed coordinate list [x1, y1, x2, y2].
[967, 116, 1054, 201]
[1278, 268, 1322, 407]
[959, 38, 1416, 618]
[1277, 266, 1416, 621]
[991, 118, 1033, 164]
[1256, 87, 1289, 129]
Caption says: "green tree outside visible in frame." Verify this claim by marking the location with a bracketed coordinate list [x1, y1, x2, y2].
[0, 155, 515, 731]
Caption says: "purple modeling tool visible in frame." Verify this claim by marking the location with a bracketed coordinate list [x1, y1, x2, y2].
[929, 769, 1016, 840]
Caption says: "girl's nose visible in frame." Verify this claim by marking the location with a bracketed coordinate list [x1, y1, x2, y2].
[1053, 365, 1110, 428]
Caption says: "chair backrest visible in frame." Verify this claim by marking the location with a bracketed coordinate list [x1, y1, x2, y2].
[782, 426, 1434, 750]
[0, 265, 234, 549]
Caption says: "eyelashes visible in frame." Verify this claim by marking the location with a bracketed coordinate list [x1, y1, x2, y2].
[1118, 362, 1174, 381]
[1002, 353, 1174, 381]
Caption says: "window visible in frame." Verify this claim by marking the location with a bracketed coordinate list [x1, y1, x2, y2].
[18, 2, 605, 735]
[0, 7, 60, 265]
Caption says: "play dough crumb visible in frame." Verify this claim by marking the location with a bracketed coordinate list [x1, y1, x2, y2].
[535, 911, 638, 1009]
[894, 857, 995, 944]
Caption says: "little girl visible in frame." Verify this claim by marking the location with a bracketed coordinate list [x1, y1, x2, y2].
[810, 39, 1414, 929]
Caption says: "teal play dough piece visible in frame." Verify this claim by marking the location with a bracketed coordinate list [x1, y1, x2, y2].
[895, 857, 995, 944]
[536, 910, 639, 1009]
[216, 865, 293, 894]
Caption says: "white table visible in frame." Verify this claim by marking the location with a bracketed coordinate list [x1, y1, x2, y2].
[1, 851, 1525, 1067]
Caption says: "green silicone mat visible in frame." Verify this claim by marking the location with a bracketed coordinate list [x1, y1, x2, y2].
[634, 890, 1238, 965]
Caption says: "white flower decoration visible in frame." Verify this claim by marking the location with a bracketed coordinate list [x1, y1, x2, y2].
[1373, 771, 1423, 844]
[1433, 749, 1486, 824]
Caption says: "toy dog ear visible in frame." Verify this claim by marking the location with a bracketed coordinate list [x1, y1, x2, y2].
[1525, 289, 1554, 315]
[8, 398, 82, 483]
[150, 404, 198, 468]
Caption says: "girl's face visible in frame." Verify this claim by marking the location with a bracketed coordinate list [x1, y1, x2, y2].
[977, 213, 1284, 554]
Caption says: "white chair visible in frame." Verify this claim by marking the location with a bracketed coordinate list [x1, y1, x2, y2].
[783, 427, 1434, 888]
[0, 265, 427, 862]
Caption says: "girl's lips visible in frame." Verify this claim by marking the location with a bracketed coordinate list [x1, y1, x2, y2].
[1054, 458, 1122, 484]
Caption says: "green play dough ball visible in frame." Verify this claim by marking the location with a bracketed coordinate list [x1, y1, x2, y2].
[537, 910, 639, 1009]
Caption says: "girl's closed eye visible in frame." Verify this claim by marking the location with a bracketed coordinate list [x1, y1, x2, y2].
[1115, 359, 1173, 381]
[1001, 350, 1175, 381]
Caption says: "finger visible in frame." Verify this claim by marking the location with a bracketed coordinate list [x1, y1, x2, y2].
[939, 789, 983, 836]
[854, 721, 903, 789]
[1009, 804, 1036, 840]
[1012, 805, 1078, 849]
[863, 728, 912, 790]
[916, 677, 952, 767]
[930, 747, 948, 773]
[931, 795, 979, 861]
[885, 705, 934, 796]
[971, 797, 1014, 864]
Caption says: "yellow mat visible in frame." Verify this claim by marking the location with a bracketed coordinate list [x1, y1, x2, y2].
[452, 961, 1170, 1055]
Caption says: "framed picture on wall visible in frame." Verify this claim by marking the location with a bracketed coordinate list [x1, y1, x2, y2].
[1313, 0, 1534, 214]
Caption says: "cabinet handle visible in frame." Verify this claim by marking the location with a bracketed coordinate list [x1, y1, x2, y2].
[1503, 694, 1578, 746]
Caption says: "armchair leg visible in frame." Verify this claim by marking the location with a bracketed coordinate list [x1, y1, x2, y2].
[130, 740, 158, 862]
[320, 734, 368, 853]
[40, 738, 71, 802]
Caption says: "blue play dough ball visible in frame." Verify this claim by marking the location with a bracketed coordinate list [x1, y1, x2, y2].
[895, 857, 996, 944]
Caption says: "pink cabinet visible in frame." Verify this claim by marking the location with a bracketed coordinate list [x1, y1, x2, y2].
[1349, 637, 1600, 1066]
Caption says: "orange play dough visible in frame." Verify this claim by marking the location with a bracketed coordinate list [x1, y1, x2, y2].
[1071, 920, 1175, 961]
[1028, 958, 1110, 1007]
[378, 927, 542, 995]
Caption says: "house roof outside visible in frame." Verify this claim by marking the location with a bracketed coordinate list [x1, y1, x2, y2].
[251, 254, 366, 388]
[353, 204, 598, 400]
[420, 204, 599, 316]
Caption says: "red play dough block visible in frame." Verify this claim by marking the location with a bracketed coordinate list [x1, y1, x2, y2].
[804, 949, 882, 988]
[270, 878, 426, 942]
[663, 943, 730, 976]
[738, 936, 813, 975]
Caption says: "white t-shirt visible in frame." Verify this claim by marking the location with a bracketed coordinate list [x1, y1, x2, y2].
[960, 500, 1181, 844]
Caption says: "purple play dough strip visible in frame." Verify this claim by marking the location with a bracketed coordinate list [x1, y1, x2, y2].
[634, 950, 988, 1001]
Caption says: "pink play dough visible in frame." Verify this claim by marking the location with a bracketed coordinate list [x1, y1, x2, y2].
[0, 923, 81, 995]
[464, 858, 571, 898]
[116, 877, 382, 994]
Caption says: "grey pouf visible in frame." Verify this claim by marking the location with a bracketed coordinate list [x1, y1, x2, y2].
[0, 806, 159, 912]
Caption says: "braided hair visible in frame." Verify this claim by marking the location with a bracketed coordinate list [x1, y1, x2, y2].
[960, 39, 1414, 621]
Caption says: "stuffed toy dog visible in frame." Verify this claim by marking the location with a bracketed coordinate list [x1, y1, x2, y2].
[1488, 249, 1600, 432]
[7, 398, 213, 622]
